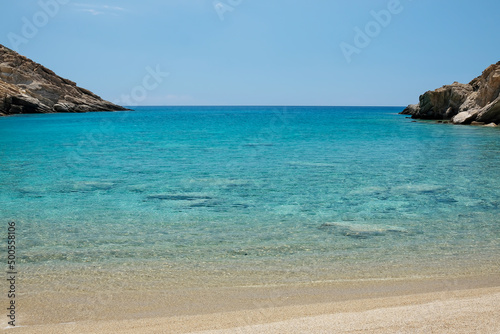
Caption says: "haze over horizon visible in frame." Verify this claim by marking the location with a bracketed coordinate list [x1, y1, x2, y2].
[1, 0, 499, 107]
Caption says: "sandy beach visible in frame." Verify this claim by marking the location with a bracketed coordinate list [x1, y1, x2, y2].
[5, 274, 500, 333]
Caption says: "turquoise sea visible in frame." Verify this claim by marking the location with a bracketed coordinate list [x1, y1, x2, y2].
[1, 106, 500, 288]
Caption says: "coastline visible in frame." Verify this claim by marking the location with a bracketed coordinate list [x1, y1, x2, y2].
[6, 273, 500, 333]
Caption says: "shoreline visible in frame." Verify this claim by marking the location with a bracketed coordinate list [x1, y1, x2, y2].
[6, 273, 500, 333]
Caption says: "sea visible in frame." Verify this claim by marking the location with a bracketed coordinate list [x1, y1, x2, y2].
[1, 106, 500, 290]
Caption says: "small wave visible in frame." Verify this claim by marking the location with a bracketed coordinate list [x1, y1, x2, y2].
[146, 194, 213, 201]
[287, 161, 337, 168]
[243, 143, 274, 147]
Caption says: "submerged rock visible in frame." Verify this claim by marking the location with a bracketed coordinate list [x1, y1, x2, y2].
[318, 222, 409, 239]
[0, 44, 127, 116]
[401, 62, 500, 125]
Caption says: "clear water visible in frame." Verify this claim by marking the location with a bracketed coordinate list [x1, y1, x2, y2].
[1, 106, 499, 287]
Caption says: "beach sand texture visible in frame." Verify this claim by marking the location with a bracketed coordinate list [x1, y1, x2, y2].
[5, 278, 500, 333]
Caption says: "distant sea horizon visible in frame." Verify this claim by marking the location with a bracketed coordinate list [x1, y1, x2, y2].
[120, 105, 407, 109]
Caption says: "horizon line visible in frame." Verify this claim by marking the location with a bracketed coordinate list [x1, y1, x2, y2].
[121, 105, 407, 108]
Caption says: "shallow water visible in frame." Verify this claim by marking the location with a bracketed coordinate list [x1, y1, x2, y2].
[1, 106, 499, 288]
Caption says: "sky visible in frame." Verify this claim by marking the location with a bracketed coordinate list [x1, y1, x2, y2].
[1, 0, 499, 106]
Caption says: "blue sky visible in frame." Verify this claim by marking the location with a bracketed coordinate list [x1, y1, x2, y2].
[1, 0, 499, 106]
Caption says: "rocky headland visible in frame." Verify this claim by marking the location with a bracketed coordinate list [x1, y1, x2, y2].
[401, 62, 500, 126]
[0, 44, 127, 116]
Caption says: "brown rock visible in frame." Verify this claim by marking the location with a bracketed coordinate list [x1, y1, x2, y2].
[401, 62, 500, 125]
[452, 111, 475, 125]
[0, 44, 127, 116]
[415, 82, 472, 120]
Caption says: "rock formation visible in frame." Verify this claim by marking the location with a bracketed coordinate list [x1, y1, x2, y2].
[0, 44, 127, 116]
[401, 62, 500, 125]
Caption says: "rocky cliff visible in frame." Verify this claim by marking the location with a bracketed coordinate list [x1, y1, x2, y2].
[0, 44, 127, 116]
[401, 62, 500, 125]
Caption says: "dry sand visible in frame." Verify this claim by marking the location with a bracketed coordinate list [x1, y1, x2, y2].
[4, 275, 500, 333]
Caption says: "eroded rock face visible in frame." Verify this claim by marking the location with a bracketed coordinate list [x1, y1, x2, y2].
[0, 44, 127, 116]
[401, 62, 500, 125]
